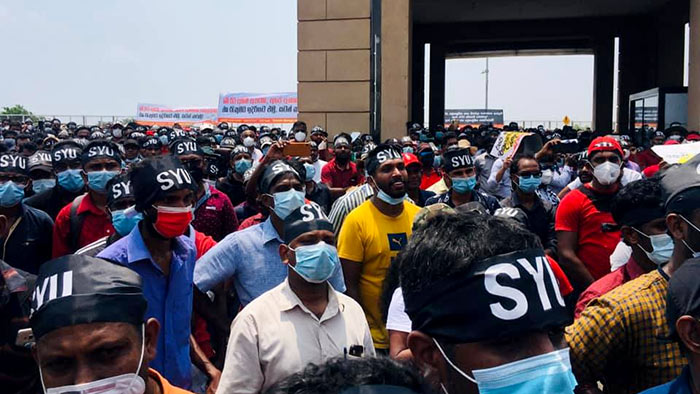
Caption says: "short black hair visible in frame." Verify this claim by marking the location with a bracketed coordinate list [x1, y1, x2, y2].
[610, 179, 663, 226]
[510, 153, 538, 175]
[398, 212, 540, 294]
[264, 357, 427, 394]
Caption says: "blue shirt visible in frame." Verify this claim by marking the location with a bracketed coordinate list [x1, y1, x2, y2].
[194, 217, 346, 306]
[97, 224, 197, 390]
[639, 366, 691, 394]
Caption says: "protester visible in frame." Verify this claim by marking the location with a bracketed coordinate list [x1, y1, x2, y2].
[265, 357, 427, 394]
[556, 136, 625, 292]
[52, 140, 122, 257]
[29, 255, 195, 394]
[215, 145, 251, 207]
[301, 157, 332, 213]
[416, 144, 441, 190]
[0, 153, 53, 274]
[216, 202, 373, 393]
[123, 138, 142, 165]
[500, 154, 557, 256]
[566, 153, 700, 393]
[97, 156, 212, 390]
[400, 211, 575, 394]
[321, 133, 359, 197]
[630, 130, 665, 169]
[640, 259, 700, 393]
[338, 144, 420, 353]
[240, 127, 263, 163]
[424, 148, 500, 213]
[194, 158, 346, 320]
[327, 144, 376, 234]
[24, 141, 84, 220]
[26, 150, 55, 196]
[75, 173, 141, 256]
[141, 136, 163, 158]
[403, 153, 435, 207]
[573, 178, 669, 318]
[171, 138, 238, 241]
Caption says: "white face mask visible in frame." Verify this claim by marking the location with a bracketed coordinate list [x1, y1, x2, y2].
[294, 131, 306, 142]
[41, 325, 146, 394]
[592, 161, 621, 186]
[243, 136, 255, 148]
[540, 169, 553, 185]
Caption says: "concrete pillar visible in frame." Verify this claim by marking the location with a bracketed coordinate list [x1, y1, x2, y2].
[410, 38, 425, 127]
[617, 30, 653, 133]
[593, 37, 614, 132]
[428, 43, 446, 130]
[297, 0, 371, 134]
[689, 0, 700, 130]
[380, 0, 411, 140]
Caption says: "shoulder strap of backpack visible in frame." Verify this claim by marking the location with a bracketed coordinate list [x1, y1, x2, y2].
[69, 194, 87, 251]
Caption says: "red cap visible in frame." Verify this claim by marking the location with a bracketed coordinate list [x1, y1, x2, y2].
[664, 140, 680, 145]
[587, 136, 623, 157]
[403, 152, 421, 168]
[686, 133, 700, 141]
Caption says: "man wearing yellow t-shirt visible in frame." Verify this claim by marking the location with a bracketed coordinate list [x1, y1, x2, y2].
[338, 143, 420, 352]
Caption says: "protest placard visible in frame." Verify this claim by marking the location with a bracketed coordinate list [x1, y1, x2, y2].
[136, 104, 218, 126]
[651, 142, 700, 164]
[217, 92, 297, 123]
[444, 109, 504, 128]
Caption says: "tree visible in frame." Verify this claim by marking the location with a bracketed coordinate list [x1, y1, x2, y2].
[1, 105, 42, 122]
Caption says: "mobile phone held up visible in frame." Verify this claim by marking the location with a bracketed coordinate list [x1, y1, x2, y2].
[283, 142, 311, 157]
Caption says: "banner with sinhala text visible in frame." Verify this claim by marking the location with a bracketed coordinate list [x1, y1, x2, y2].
[135, 104, 218, 126]
[217, 92, 297, 124]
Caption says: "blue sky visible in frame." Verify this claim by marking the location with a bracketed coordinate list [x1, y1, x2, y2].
[0, 1, 594, 123]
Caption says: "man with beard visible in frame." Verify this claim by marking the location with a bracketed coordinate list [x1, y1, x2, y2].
[321, 133, 359, 198]
[171, 138, 238, 241]
[338, 144, 421, 354]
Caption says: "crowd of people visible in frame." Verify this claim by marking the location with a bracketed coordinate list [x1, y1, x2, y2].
[1, 115, 700, 394]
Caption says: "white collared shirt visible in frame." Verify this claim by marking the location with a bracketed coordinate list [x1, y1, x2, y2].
[217, 279, 375, 393]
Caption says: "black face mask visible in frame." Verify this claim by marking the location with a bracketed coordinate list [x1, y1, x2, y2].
[335, 151, 350, 163]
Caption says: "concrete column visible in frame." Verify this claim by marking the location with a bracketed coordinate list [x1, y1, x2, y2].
[617, 30, 653, 133]
[297, 0, 371, 134]
[428, 43, 446, 130]
[689, 0, 700, 130]
[593, 37, 614, 132]
[380, 0, 411, 140]
[410, 37, 425, 127]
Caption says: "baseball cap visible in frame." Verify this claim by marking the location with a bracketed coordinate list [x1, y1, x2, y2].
[402, 153, 421, 168]
[587, 136, 623, 157]
[659, 152, 700, 212]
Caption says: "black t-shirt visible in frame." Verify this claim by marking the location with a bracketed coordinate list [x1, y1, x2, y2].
[216, 175, 246, 207]
[307, 182, 332, 214]
[24, 186, 82, 220]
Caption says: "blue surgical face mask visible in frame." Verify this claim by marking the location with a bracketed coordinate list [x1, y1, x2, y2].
[434, 339, 577, 394]
[267, 189, 306, 220]
[32, 178, 56, 194]
[235, 159, 253, 175]
[111, 208, 143, 236]
[451, 176, 477, 194]
[402, 146, 414, 154]
[303, 163, 316, 182]
[57, 169, 85, 193]
[214, 134, 223, 143]
[159, 135, 169, 145]
[633, 228, 673, 265]
[0, 181, 25, 207]
[518, 175, 542, 193]
[433, 155, 443, 169]
[370, 176, 406, 206]
[290, 241, 339, 283]
[87, 170, 119, 193]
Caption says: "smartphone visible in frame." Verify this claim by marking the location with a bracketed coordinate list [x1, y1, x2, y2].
[15, 328, 34, 347]
[283, 142, 311, 157]
[552, 139, 580, 154]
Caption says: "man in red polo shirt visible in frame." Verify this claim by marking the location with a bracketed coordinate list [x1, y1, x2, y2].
[321, 133, 359, 198]
[52, 140, 122, 257]
[556, 136, 625, 293]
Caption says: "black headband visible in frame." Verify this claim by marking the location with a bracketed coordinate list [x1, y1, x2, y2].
[51, 145, 82, 165]
[442, 148, 474, 172]
[82, 141, 122, 165]
[259, 160, 300, 194]
[366, 146, 402, 175]
[131, 156, 198, 212]
[29, 255, 147, 340]
[404, 248, 570, 343]
[0, 154, 28, 175]
[283, 202, 334, 243]
[170, 138, 203, 156]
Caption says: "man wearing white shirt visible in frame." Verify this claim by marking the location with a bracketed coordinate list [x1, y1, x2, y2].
[216, 203, 374, 394]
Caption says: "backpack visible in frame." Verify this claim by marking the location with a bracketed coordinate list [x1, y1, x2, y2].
[68, 194, 88, 252]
